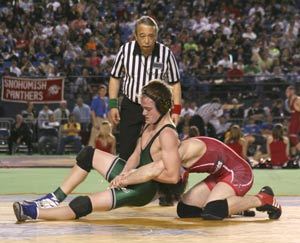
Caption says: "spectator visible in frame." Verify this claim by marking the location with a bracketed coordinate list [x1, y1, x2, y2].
[20, 58, 38, 76]
[85, 36, 97, 51]
[188, 125, 200, 138]
[244, 60, 260, 77]
[270, 99, 286, 123]
[54, 18, 69, 37]
[21, 101, 37, 120]
[214, 115, 232, 140]
[267, 123, 290, 168]
[243, 117, 267, 158]
[196, 97, 223, 126]
[95, 120, 116, 154]
[37, 105, 53, 129]
[188, 114, 206, 136]
[86, 50, 101, 69]
[73, 68, 91, 101]
[216, 51, 233, 69]
[225, 124, 248, 160]
[38, 57, 55, 77]
[21, 101, 38, 143]
[88, 84, 108, 147]
[54, 100, 70, 125]
[226, 98, 245, 123]
[180, 100, 195, 118]
[227, 62, 244, 82]
[57, 114, 82, 155]
[8, 114, 33, 155]
[72, 97, 91, 146]
[0, 0, 300, 140]
[9, 59, 22, 77]
[179, 124, 190, 141]
[38, 113, 60, 154]
[245, 100, 267, 123]
[242, 26, 257, 41]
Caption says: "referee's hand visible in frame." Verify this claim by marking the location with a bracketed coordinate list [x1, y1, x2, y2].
[108, 108, 120, 125]
[171, 113, 180, 126]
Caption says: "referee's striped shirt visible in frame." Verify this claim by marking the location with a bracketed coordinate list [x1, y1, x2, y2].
[111, 40, 180, 103]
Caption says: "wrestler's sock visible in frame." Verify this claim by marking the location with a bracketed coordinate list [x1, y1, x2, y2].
[53, 187, 67, 202]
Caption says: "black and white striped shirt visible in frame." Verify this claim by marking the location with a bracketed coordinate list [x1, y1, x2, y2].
[111, 41, 180, 103]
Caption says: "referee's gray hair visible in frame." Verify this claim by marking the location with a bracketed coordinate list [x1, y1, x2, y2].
[135, 16, 159, 34]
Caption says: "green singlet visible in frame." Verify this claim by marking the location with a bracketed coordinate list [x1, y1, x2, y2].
[106, 124, 175, 209]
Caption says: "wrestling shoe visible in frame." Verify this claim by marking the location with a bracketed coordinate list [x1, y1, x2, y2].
[256, 186, 282, 219]
[235, 210, 256, 217]
[13, 201, 38, 222]
[24, 193, 59, 208]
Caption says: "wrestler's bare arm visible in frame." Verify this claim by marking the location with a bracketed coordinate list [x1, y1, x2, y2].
[110, 128, 180, 188]
[155, 128, 181, 183]
[121, 128, 181, 186]
[116, 160, 165, 187]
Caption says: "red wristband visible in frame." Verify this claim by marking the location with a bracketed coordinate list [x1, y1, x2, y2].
[172, 104, 182, 115]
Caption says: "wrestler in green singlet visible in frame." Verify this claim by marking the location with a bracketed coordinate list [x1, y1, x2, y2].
[107, 124, 176, 208]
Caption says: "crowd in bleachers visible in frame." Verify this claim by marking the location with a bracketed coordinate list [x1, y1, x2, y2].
[0, 0, 299, 102]
[0, 0, 300, 168]
[177, 95, 300, 169]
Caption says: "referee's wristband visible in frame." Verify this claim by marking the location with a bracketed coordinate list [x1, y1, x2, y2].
[108, 99, 118, 109]
[171, 104, 182, 115]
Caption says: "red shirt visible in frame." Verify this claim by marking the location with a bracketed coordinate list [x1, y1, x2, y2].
[269, 139, 289, 166]
[89, 56, 101, 67]
[95, 139, 112, 153]
[227, 68, 244, 80]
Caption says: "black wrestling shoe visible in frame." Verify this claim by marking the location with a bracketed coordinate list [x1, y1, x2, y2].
[235, 210, 256, 217]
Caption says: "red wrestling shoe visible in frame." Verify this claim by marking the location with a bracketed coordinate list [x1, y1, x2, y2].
[256, 186, 282, 219]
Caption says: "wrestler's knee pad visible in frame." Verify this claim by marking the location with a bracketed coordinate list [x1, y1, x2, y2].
[177, 201, 203, 218]
[76, 146, 95, 172]
[202, 199, 228, 220]
[69, 196, 93, 219]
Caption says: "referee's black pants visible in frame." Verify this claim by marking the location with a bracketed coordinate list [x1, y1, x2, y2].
[119, 96, 144, 160]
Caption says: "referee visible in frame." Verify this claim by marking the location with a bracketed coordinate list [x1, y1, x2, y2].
[108, 15, 182, 160]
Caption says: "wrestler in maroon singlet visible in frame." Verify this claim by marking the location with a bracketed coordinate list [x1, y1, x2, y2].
[184, 136, 253, 196]
[288, 96, 300, 146]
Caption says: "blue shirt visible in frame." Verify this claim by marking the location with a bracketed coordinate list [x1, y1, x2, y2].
[242, 124, 261, 135]
[73, 104, 91, 124]
[90, 96, 108, 118]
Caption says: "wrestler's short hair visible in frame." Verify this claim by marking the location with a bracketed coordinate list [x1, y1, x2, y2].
[142, 80, 172, 115]
[135, 16, 159, 34]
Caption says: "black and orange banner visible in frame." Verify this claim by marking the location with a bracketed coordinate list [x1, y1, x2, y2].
[1, 76, 64, 103]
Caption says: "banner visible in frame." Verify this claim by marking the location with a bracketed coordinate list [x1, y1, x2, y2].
[1, 76, 64, 103]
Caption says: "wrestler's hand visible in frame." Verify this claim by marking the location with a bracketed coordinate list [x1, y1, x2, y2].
[109, 169, 130, 188]
[109, 169, 136, 188]
[171, 113, 180, 126]
[109, 174, 125, 188]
